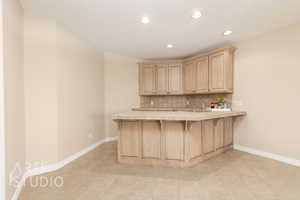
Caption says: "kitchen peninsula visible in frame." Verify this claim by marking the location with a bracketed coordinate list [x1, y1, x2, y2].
[112, 46, 246, 167]
[112, 111, 245, 167]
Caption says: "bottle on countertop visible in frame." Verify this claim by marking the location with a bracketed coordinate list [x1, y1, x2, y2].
[210, 98, 231, 111]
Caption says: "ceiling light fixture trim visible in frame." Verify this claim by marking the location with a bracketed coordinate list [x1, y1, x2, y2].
[192, 10, 202, 19]
[223, 30, 233, 36]
[167, 44, 174, 48]
[141, 16, 150, 24]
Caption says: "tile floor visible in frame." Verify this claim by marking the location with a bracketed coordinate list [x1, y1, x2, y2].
[19, 141, 300, 200]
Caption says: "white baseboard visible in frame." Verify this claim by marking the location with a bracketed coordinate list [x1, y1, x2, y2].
[234, 145, 300, 167]
[11, 136, 118, 200]
[105, 136, 118, 143]
[10, 174, 26, 200]
[27, 136, 117, 177]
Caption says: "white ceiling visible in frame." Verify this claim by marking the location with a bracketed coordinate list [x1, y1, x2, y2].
[21, 0, 300, 59]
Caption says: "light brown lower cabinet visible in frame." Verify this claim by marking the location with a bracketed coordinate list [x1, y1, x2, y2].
[142, 121, 161, 159]
[202, 120, 215, 154]
[189, 122, 202, 160]
[117, 117, 234, 168]
[224, 117, 233, 146]
[214, 119, 225, 150]
[165, 122, 185, 160]
[119, 121, 141, 157]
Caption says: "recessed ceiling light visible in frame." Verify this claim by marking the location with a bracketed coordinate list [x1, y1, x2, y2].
[167, 44, 174, 48]
[223, 30, 233, 36]
[141, 16, 150, 24]
[192, 11, 202, 19]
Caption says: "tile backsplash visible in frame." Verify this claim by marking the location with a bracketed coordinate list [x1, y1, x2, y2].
[140, 94, 232, 109]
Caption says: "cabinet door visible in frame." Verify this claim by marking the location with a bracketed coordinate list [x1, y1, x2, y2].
[202, 120, 214, 154]
[165, 122, 184, 160]
[214, 119, 224, 150]
[224, 117, 233, 146]
[139, 64, 156, 95]
[189, 122, 202, 159]
[209, 52, 225, 91]
[196, 57, 209, 93]
[120, 121, 140, 157]
[209, 50, 233, 92]
[156, 64, 169, 94]
[142, 121, 161, 159]
[183, 61, 196, 93]
[168, 64, 182, 94]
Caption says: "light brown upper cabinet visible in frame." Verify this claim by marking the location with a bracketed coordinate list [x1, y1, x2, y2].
[183, 56, 209, 94]
[139, 62, 182, 95]
[139, 64, 156, 95]
[156, 64, 169, 95]
[139, 46, 234, 95]
[196, 57, 209, 93]
[209, 49, 233, 93]
[168, 64, 182, 94]
[183, 60, 196, 93]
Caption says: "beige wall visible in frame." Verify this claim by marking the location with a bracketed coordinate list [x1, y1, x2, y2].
[233, 23, 300, 161]
[23, 14, 139, 163]
[3, 0, 25, 199]
[104, 53, 140, 138]
[24, 12, 59, 165]
[24, 11, 105, 165]
[57, 24, 105, 160]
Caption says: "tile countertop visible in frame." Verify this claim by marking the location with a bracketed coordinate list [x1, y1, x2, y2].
[112, 111, 247, 121]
